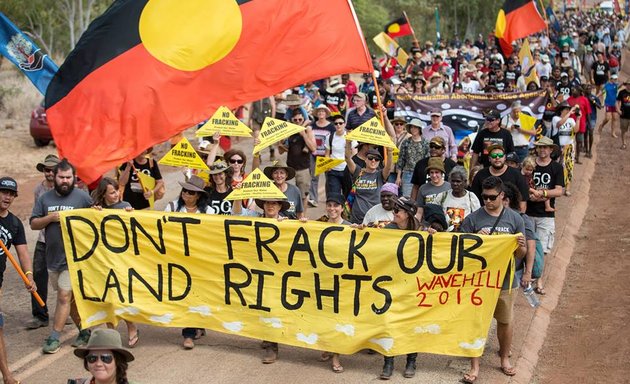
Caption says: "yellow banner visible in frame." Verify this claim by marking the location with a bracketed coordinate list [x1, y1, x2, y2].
[253, 117, 305, 154]
[196, 106, 253, 138]
[158, 137, 209, 171]
[61, 209, 517, 357]
[346, 117, 396, 148]
[314, 157, 345, 176]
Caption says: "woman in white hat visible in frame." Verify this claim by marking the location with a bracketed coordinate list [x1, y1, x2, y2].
[71, 328, 136, 384]
[205, 161, 234, 215]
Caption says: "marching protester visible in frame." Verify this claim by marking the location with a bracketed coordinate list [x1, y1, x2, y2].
[362, 182, 398, 226]
[433, 166, 481, 231]
[281, 113, 317, 214]
[395, 118, 429, 197]
[552, 102, 580, 196]
[417, 158, 451, 205]
[70, 329, 136, 384]
[422, 110, 458, 161]
[117, 148, 164, 210]
[0, 177, 36, 384]
[324, 115, 353, 198]
[25, 154, 59, 330]
[470, 109, 515, 172]
[410, 136, 457, 200]
[205, 160, 234, 215]
[501, 101, 537, 163]
[263, 161, 303, 219]
[597, 73, 620, 138]
[30, 159, 93, 353]
[309, 104, 335, 207]
[617, 78, 630, 149]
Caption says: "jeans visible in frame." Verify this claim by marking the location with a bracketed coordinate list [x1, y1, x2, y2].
[401, 171, 414, 198]
[309, 156, 319, 202]
[32, 241, 48, 321]
[514, 146, 530, 164]
[325, 169, 351, 198]
[182, 327, 201, 339]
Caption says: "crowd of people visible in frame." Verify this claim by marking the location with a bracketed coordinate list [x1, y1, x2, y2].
[0, 7, 628, 384]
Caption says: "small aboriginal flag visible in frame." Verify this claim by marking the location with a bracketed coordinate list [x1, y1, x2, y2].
[384, 15, 412, 39]
[495, 0, 546, 57]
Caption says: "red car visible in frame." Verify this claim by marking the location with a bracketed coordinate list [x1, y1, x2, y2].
[30, 101, 53, 147]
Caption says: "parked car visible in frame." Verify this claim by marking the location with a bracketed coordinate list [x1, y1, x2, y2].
[30, 100, 52, 147]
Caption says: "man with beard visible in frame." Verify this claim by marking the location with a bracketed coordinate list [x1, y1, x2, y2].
[470, 144, 529, 212]
[30, 159, 93, 354]
[25, 154, 59, 330]
[470, 109, 515, 172]
[0, 177, 36, 384]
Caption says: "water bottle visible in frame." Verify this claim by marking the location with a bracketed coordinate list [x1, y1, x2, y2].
[523, 283, 540, 308]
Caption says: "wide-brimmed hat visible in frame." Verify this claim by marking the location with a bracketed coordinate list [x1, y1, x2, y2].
[425, 157, 445, 173]
[326, 80, 345, 94]
[208, 160, 230, 175]
[285, 94, 303, 106]
[255, 198, 291, 212]
[534, 136, 559, 150]
[391, 116, 407, 124]
[429, 136, 446, 148]
[394, 196, 418, 216]
[313, 104, 332, 117]
[366, 148, 383, 160]
[264, 161, 296, 181]
[178, 175, 208, 195]
[407, 118, 425, 132]
[36, 154, 60, 172]
[74, 329, 134, 362]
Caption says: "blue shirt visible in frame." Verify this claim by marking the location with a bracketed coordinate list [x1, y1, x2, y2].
[604, 82, 618, 107]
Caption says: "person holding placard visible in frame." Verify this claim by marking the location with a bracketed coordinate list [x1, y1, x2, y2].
[118, 148, 164, 210]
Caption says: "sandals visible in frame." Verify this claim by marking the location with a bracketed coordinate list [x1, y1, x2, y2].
[128, 329, 140, 348]
[534, 286, 546, 295]
[461, 373, 477, 383]
[194, 329, 206, 340]
[501, 365, 517, 376]
[622, 144, 628, 149]
[332, 363, 344, 373]
[319, 352, 333, 362]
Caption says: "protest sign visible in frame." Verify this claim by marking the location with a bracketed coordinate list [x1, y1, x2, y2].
[224, 168, 285, 200]
[373, 32, 408, 67]
[518, 112, 537, 141]
[253, 117, 305, 154]
[135, 171, 156, 209]
[158, 137, 209, 170]
[314, 157, 345, 176]
[61, 209, 518, 357]
[346, 117, 396, 148]
[196, 106, 253, 137]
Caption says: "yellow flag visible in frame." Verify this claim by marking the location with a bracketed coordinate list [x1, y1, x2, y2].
[314, 157, 345, 176]
[158, 137, 209, 171]
[373, 32, 408, 67]
[253, 117, 306, 154]
[518, 112, 537, 141]
[135, 171, 156, 209]
[345, 117, 396, 148]
[224, 168, 286, 200]
[518, 38, 534, 74]
[196, 106, 253, 138]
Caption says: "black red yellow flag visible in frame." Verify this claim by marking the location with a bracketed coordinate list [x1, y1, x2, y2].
[495, 0, 546, 57]
[384, 15, 413, 39]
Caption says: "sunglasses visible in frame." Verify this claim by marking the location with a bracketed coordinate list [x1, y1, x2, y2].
[489, 152, 505, 159]
[429, 144, 444, 149]
[44, 168, 55, 173]
[392, 207, 400, 213]
[229, 159, 244, 164]
[182, 189, 198, 195]
[293, 118, 304, 123]
[486, 118, 498, 122]
[393, 122, 405, 126]
[481, 193, 501, 201]
[366, 155, 381, 161]
[334, 122, 345, 126]
[86, 354, 114, 364]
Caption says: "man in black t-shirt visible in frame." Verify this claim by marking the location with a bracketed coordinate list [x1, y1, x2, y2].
[0, 176, 36, 384]
[617, 79, 630, 149]
[592, 52, 610, 94]
[470, 109, 515, 173]
[118, 148, 164, 210]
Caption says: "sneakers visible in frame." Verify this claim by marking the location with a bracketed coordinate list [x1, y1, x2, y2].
[71, 329, 91, 347]
[307, 199, 318, 208]
[42, 337, 61, 354]
[25, 317, 49, 330]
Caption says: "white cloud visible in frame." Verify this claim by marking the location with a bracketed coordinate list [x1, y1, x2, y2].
[223, 321, 243, 332]
[459, 338, 486, 350]
[188, 306, 212, 316]
[414, 324, 441, 335]
[296, 333, 318, 345]
[260, 317, 283, 329]
[86, 311, 107, 324]
[369, 337, 394, 352]
[150, 313, 174, 324]
[335, 324, 355, 336]
[114, 307, 140, 316]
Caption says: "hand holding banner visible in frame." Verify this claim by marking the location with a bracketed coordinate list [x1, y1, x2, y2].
[253, 117, 305, 154]
[346, 117, 396, 148]
[196, 106, 253, 138]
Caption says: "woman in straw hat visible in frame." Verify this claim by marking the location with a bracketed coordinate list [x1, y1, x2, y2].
[71, 328, 136, 384]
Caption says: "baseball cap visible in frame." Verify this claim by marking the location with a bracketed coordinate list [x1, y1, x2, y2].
[430, 110, 442, 117]
[506, 152, 520, 163]
[326, 193, 345, 205]
[0, 177, 18, 195]
[611, 74, 618, 79]
[487, 143, 505, 154]
[484, 109, 501, 121]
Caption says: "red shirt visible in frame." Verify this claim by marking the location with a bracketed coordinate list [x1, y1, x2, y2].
[567, 95, 592, 133]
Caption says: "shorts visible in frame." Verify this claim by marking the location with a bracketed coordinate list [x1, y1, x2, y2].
[493, 289, 516, 324]
[621, 118, 630, 133]
[49, 269, 72, 292]
[531, 216, 556, 254]
[293, 168, 312, 199]
[605, 106, 618, 113]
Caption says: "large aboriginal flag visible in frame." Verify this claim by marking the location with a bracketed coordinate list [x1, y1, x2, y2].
[45, 0, 372, 183]
[495, 0, 546, 57]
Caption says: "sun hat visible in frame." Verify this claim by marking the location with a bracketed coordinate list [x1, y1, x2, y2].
[36, 154, 60, 172]
[74, 329, 134, 362]
[394, 196, 418, 216]
[430, 110, 442, 117]
[0, 177, 18, 195]
[284, 94, 303, 106]
[487, 143, 505, 154]
[313, 104, 331, 117]
[425, 157, 445, 173]
[366, 148, 383, 160]
[353, 92, 367, 101]
[208, 160, 230, 175]
[391, 116, 407, 124]
[255, 198, 291, 212]
[534, 136, 559, 151]
[429, 136, 446, 148]
[264, 161, 296, 181]
[326, 79, 345, 94]
[380, 183, 399, 196]
[407, 118, 425, 132]
[178, 175, 208, 195]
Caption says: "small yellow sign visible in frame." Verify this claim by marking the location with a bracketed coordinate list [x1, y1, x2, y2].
[518, 112, 537, 141]
[196, 106, 253, 138]
[135, 171, 156, 209]
[158, 137, 209, 170]
[373, 32, 408, 67]
[224, 168, 286, 200]
[314, 157, 345, 176]
[346, 117, 396, 148]
[253, 117, 305, 154]
[392, 147, 400, 164]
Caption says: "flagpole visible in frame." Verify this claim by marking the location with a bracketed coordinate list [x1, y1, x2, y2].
[0, 240, 45, 307]
[402, 11, 419, 47]
[538, 0, 550, 36]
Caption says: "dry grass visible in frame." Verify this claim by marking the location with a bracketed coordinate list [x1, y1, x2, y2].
[0, 64, 42, 122]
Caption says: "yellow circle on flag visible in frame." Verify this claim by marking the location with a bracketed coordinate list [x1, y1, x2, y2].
[388, 24, 401, 34]
[139, 0, 242, 71]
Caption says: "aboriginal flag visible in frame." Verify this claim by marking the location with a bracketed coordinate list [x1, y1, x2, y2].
[384, 15, 413, 39]
[495, 0, 546, 57]
[45, 0, 372, 183]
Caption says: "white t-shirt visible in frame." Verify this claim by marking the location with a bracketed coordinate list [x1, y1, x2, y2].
[552, 116, 576, 147]
[434, 190, 481, 230]
[461, 80, 481, 93]
[325, 133, 350, 172]
[362, 203, 394, 225]
[502, 114, 531, 147]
